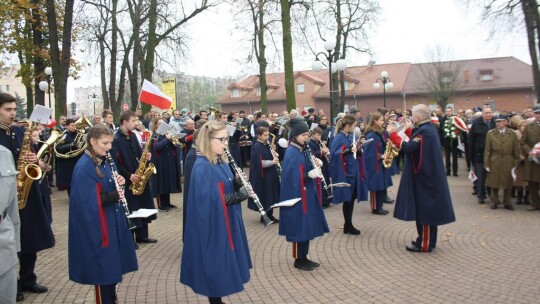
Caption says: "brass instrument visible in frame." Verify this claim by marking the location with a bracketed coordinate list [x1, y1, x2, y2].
[106, 152, 136, 230]
[130, 131, 157, 195]
[208, 106, 221, 120]
[166, 131, 186, 148]
[382, 121, 405, 169]
[224, 148, 274, 226]
[54, 115, 92, 158]
[36, 129, 62, 178]
[17, 120, 43, 209]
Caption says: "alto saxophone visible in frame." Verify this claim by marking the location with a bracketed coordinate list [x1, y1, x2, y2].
[129, 131, 156, 195]
[17, 120, 43, 209]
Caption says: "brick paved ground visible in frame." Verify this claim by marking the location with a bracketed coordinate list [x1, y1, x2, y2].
[21, 158, 540, 303]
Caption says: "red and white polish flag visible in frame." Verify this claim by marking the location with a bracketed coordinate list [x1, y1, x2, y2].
[139, 79, 172, 110]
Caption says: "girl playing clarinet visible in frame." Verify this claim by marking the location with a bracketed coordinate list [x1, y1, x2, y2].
[180, 121, 254, 304]
[68, 124, 138, 304]
[279, 118, 329, 271]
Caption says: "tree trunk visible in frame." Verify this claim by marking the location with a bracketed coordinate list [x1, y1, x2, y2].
[257, 0, 268, 113]
[32, 1, 45, 111]
[108, 0, 118, 113]
[280, 0, 296, 111]
[521, 0, 540, 104]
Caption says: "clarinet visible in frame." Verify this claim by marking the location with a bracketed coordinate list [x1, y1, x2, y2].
[223, 148, 274, 226]
[105, 152, 137, 230]
[266, 140, 282, 183]
[304, 144, 333, 198]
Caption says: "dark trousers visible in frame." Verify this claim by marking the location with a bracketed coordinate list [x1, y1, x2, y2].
[292, 241, 310, 258]
[370, 190, 385, 211]
[134, 222, 149, 240]
[343, 185, 358, 228]
[473, 162, 488, 200]
[444, 144, 458, 175]
[95, 284, 117, 304]
[240, 146, 251, 167]
[528, 181, 540, 208]
[19, 252, 37, 288]
[158, 194, 171, 208]
[415, 223, 438, 252]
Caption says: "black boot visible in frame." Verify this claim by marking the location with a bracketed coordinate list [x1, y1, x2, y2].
[294, 258, 314, 271]
[524, 190, 530, 205]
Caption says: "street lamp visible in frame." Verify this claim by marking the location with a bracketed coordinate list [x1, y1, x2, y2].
[39, 67, 53, 108]
[373, 71, 393, 108]
[312, 39, 347, 124]
[88, 91, 99, 116]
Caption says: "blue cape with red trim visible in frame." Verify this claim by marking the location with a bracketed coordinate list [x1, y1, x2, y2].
[329, 132, 361, 203]
[248, 141, 280, 211]
[180, 156, 252, 298]
[393, 122, 456, 225]
[68, 153, 138, 285]
[364, 131, 393, 191]
[279, 144, 329, 242]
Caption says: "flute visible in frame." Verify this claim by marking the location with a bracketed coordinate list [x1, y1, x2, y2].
[305, 144, 333, 199]
[105, 152, 137, 230]
[223, 148, 274, 226]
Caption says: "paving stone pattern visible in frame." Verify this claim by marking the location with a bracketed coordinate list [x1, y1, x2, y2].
[23, 159, 540, 303]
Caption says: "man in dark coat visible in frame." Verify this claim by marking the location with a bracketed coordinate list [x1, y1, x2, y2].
[439, 107, 459, 176]
[387, 104, 455, 253]
[111, 111, 157, 245]
[55, 119, 83, 194]
[468, 107, 495, 203]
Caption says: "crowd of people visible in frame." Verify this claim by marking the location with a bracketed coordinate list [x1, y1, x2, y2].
[0, 88, 539, 303]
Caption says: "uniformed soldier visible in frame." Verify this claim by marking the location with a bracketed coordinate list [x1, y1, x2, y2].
[520, 107, 540, 211]
[484, 114, 520, 210]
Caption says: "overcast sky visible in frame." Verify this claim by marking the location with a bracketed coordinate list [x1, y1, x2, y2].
[70, 0, 531, 92]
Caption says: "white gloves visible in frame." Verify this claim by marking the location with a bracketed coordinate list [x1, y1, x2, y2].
[308, 169, 323, 179]
[314, 158, 323, 167]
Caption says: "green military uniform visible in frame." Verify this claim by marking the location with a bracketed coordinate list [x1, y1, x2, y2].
[520, 120, 540, 210]
[484, 127, 520, 208]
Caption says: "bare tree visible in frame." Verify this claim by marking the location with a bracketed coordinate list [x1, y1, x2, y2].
[462, 0, 540, 104]
[415, 45, 465, 109]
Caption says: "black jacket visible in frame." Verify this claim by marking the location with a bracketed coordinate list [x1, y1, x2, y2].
[468, 117, 495, 164]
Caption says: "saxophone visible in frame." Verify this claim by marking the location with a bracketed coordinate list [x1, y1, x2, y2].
[129, 131, 156, 195]
[382, 140, 399, 169]
[17, 120, 43, 209]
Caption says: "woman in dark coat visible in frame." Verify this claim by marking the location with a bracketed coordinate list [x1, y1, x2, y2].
[248, 126, 280, 223]
[152, 119, 181, 211]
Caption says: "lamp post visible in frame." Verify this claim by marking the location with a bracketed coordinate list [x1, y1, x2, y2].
[312, 39, 347, 124]
[373, 71, 393, 108]
[38, 67, 53, 108]
[88, 91, 99, 116]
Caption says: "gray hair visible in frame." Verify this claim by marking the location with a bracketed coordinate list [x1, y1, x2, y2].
[412, 104, 431, 120]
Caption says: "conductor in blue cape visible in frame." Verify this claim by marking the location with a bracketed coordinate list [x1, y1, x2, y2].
[180, 121, 254, 304]
[386, 104, 455, 253]
[279, 118, 329, 271]
[69, 125, 138, 303]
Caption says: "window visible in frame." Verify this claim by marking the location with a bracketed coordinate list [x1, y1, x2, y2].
[231, 89, 240, 98]
[480, 73, 493, 81]
[256, 87, 261, 96]
[344, 82, 350, 91]
[297, 83, 305, 93]
[5, 85, 9, 91]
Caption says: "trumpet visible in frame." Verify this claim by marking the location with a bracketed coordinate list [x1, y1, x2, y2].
[224, 148, 274, 226]
[105, 152, 136, 230]
[305, 144, 333, 199]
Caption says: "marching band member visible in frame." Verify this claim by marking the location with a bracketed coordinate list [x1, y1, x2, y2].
[387, 104, 455, 253]
[249, 126, 280, 223]
[308, 127, 331, 208]
[279, 118, 329, 271]
[69, 125, 138, 304]
[364, 112, 392, 215]
[180, 121, 253, 304]
[102, 110, 117, 132]
[180, 119, 195, 163]
[111, 111, 157, 246]
[151, 118, 181, 211]
[226, 112, 243, 166]
[55, 118, 82, 194]
[329, 114, 365, 235]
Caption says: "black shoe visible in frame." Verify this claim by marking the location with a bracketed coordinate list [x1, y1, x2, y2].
[22, 283, 48, 293]
[406, 244, 432, 253]
[504, 204, 515, 211]
[372, 209, 389, 215]
[322, 204, 330, 209]
[384, 196, 394, 204]
[136, 237, 158, 243]
[158, 208, 168, 212]
[446, 172, 450, 176]
[168, 204, 178, 209]
[472, 191, 478, 195]
[411, 241, 436, 249]
[491, 204, 498, 209]
[268, 215, 279, 223]
[478, 199, 485, 204]
[453, 173, 458, 177]
[304, 258, 320, 268]
[16, 292, 24, 302]
[343, 225, 361, 235]
[294, 259, 314, 271]
[134, 243, 139, 250]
